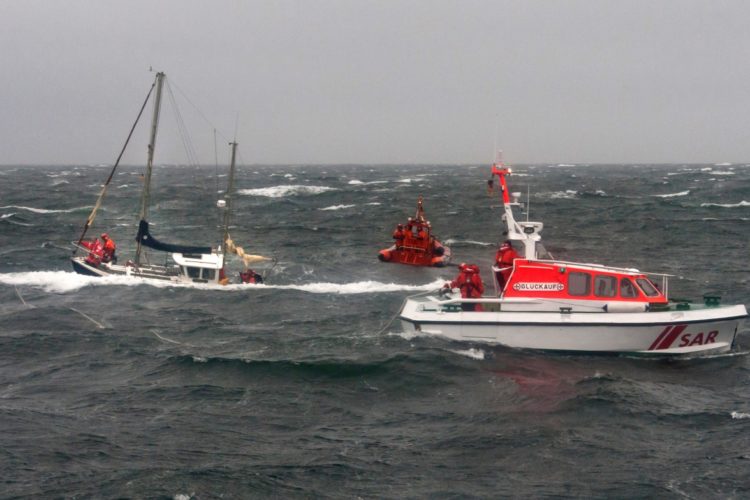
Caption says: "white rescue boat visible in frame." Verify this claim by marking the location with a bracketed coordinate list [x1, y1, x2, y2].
[398, 155, 748, 356]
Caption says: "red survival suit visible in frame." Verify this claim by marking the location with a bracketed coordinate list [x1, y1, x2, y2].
[101, 233, 117, 264]
[81, 238, 105, 267]
[494, 241, 518, 292]
[446, 263, 484, 311]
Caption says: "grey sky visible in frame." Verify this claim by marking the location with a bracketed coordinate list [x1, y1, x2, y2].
[2, 0, 749, 165]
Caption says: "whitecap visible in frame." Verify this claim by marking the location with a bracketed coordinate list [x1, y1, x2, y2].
[319, 204, 355, 211]
[654, 190, 690, 198]
[237, 185, 335, 198]
[451, 348, 486, 360]
[443, 238, 493, 247]
[348, 179, 364, 185]
[543, 190, 578, 199]
[397, 178, 413, 183]
[710, 171, 735, 176]
[0, 271, 447, 295]
[366, 202, 381, 206]
[731, 411, 750, 419]
[0, 205, 90, 214]
[701, 200, 750, 208]
[263, 279, 446, 294]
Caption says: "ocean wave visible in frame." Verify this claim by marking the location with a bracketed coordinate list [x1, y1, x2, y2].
[237, 185, 335, 197]
[443, 238, 493, 247]
[450, 348, 486, 360]
[0, 205, 90, 214]
[710, 171, 735, 176]
[731, 411, 750, 419]
[348, 179, 388, 185]
[654, 190, 690, 198]
[319, 204, 356, 211]
[542, 190, 578, 199]
[0, 271, 446, 295]
[701, 201, 750, 208]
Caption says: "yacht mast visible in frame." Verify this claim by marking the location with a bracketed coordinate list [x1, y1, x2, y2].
[221, 141, 238, 268]
[135, 71, 165, 266]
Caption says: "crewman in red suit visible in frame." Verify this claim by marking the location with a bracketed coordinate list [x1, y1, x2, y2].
[392, 224, 405, 249]
[101, 233, 117, 264]
[494, 240, 518, 292]
[445, 263, 484, 311]
[82, 238, 104, 267]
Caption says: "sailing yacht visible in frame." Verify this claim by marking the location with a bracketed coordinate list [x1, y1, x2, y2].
[71, 72, 267, 285]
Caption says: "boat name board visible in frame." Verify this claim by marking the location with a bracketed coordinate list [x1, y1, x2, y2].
[512, 282, 565, 292]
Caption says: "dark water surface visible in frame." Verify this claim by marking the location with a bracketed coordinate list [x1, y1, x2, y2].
[1, 163, 749, 498]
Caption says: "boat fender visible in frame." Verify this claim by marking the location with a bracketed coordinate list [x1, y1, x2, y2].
[603, 302, 648, 313]
[378, 249, 392, 262]
[433, 245, 445, 256]
[431, 256, 446, 267]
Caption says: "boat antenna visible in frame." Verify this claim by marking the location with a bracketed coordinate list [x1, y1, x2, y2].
[73, 78, 157, 254]
[526, 183, 530, 222]
[135, 71, 166, 266]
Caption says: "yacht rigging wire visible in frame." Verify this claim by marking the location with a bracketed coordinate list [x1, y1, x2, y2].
[73, 80, 157, 253]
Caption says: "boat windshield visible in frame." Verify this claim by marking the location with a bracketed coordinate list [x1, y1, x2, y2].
[636, 278, 660, 297]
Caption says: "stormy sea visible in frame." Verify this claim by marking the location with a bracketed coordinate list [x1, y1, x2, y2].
[1, 162, 749, 498]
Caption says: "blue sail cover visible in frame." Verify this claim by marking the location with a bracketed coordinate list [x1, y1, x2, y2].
[136, 219, 212, 255]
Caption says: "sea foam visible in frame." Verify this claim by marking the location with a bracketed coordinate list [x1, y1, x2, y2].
[237, 185, 334, 197]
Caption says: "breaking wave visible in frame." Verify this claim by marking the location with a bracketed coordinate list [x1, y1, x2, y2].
[319, 204, 356, 211]
[0, 271, 445, 295]
[0, 205, 90, 214]
[444, 238, 494, 247]
[654, 190, 690, 198]
[700, 201, 750, 208]
[237, 185, 335, 197]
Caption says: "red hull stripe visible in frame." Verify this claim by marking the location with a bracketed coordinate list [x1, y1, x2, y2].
[655, 324, 688, 350]
[648, 326, 673, 350]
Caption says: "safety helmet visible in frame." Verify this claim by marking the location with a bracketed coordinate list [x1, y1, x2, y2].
[459, 262, 467, 271]
[101, 233, 109, 239]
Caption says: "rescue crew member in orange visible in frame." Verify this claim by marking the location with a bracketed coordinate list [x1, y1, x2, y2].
[392, 224, 405, 250]
[444, 263, 484, 311]
[82, 238, 104, 267]
[495, 240, 518, 292]
[101, 233, 117, 264]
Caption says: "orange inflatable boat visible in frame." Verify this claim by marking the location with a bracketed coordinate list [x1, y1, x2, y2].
[378, 196, 452, 267]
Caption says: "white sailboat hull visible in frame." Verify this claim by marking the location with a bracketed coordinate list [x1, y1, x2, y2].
[399, 296, 747, 355]
[71, 256, 224, 286]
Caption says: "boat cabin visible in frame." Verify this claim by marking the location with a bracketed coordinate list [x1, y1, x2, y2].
[172, 252, 224, 284]
[498, 259, 669, 308]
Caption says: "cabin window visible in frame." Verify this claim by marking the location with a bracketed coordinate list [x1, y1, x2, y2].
[187, 267, 200, 279]
[620, 278, 638, 298]
[594, 275, 617, 297]
[636, 278, 660, 297]
[204, 269, 216, 281]
[568, 272, 591, 296]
